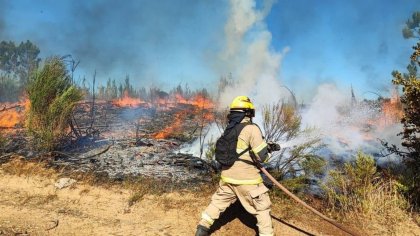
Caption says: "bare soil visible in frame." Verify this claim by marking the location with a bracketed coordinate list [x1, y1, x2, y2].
[0, 168, 419, 236]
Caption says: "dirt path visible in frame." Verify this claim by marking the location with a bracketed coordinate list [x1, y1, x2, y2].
[0, 169, 419, 236]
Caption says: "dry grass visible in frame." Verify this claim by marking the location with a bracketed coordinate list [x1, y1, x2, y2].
[270, 194, 308, 221]
[78, 188, 90, 195]
[413, 212, 420, 226]
[1, 157, 56, 178]
[158, 195, 192, 210]
[345, 180, 409, 234]
[20, 192, 58, 206]
[123, 177, 170, 206]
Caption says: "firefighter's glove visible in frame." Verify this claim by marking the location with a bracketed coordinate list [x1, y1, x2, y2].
[267, 141, 281, 153]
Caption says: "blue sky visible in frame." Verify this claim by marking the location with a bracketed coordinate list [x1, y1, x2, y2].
[1, 0, 419, 101]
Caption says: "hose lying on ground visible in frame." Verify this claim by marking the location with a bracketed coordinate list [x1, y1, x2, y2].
[259, 166, 361, 236]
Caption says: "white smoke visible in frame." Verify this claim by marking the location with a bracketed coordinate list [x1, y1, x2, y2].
[301, 83, 402, 162]
[179, 123, 222, 158]
[218, 0, 290, 108]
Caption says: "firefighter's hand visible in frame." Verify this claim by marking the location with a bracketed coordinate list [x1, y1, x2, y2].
[267, 141, 281, 153]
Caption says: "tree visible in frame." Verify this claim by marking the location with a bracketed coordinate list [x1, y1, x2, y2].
[0, 41, 18, 74]
[392, 46, 420, 157]
[16, 40, 41, 85]
[261, 101, 325, 191]
[27, 57, 82, 151]
[124, 75, 130, 95]
[0, 40, 40, 85]
[402, 12, 420, 39]
[217, 73, 234, 100]
[118, 83, 124, 98]
[390, 12, 420, 204]
[0, 40, 41, 100]
[0, 74, 20, 102]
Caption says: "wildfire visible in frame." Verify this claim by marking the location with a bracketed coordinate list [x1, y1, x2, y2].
[110, 92, 215, 140]
[153, 110, 186, 139]
[0, 98, 29, 128]
[112, 91, 145, 108]
[0, 110, 20, 128]
[111, 91, 215, 111]
[175, 94, 188, 104]
[372, 90, 403, 130]
[189, 94, 215, 109]
[173, 93, 214, 109]
[151, 96, 215, 139]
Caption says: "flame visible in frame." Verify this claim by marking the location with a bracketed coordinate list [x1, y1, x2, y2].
[0, 109, 20, 127]
[189, 94, 215, 109]
[0, 97, 29, 128]
[153, 110, 186, 139]
[172, 93, 214, 109]
[110, 92, 215, 140]
[112, 91, 145, 107]
[175, 94, 188, 104]
[376, 91, 403, 130]
[360, 90, 403, 142]
[151, 96, 215, 139]
[111, 91, 215, 111]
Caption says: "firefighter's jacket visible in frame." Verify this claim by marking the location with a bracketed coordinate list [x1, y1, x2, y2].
[220, 117, 270, 185]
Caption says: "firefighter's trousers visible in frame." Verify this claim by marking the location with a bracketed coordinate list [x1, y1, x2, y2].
[199, 181, 274, 236]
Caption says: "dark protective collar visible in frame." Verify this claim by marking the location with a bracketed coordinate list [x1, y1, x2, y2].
[225, 111, 247, 131]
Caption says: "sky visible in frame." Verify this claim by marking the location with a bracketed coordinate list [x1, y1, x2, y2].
[1, 0, 419, 102]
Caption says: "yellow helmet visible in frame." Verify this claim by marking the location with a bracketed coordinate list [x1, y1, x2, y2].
[230, 96, 255, 117]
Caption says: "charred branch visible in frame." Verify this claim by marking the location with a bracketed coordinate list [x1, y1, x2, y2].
[0, 105, 21, 112]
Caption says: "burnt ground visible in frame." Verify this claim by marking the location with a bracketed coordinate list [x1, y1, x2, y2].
[0, 101, 216, 185]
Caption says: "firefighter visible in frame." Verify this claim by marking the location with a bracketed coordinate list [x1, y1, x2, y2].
[195, 96, 274, 236]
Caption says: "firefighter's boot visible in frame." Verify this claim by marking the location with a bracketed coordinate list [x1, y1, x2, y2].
[195, 225, 210, 236]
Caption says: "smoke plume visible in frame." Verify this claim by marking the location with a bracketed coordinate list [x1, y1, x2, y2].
[301, 83, 402, 162]
[218, 0, 290, 108]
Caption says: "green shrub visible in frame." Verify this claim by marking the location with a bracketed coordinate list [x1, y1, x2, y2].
[322, 152, 409, 231]
[204, 140, 216, 162]
[27, 57, 82, 150]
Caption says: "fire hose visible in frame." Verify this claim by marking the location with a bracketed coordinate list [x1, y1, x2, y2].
[252, 147, 361, 236]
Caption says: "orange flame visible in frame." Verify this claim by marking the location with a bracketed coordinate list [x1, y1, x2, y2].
[172, 93, 214, 109]
[0, 109, 20, 127]
[189, 94, 214, 109]
[175, 94, 188, 104]
[112, 91, 145, 107]
[153, 110, 186, 139]
[0, 98, 29, 128]
[376, 91, 403, 130]
[111, 92, 215, 140]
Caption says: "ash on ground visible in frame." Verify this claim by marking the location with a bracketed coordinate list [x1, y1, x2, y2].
[1, 101, 216, 185]
[53, 138, 213, 184]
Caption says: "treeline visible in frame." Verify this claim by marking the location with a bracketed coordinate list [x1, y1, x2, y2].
[0, 40, 41, 102]
[82, 75, 211, 102]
